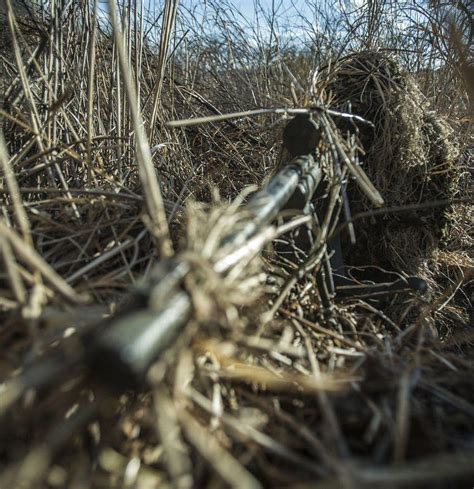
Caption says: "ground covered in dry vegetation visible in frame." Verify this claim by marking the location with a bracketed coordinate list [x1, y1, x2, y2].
[0, 1, 473, 488]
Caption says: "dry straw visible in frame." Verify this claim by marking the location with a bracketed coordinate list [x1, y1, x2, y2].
[0, 2, 473, 488]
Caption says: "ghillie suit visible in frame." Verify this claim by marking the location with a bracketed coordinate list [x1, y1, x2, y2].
[324, 51, 461, 279]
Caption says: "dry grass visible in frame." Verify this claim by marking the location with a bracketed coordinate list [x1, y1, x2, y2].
[0, 1, 473, 488]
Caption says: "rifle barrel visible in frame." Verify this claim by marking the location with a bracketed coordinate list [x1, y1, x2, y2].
[90, 154, 321, 389]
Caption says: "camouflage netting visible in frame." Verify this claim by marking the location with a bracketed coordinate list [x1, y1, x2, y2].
[324, 51, 461, 277]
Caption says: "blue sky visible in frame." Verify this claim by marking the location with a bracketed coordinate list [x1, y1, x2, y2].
[100, 0, 421, 52]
